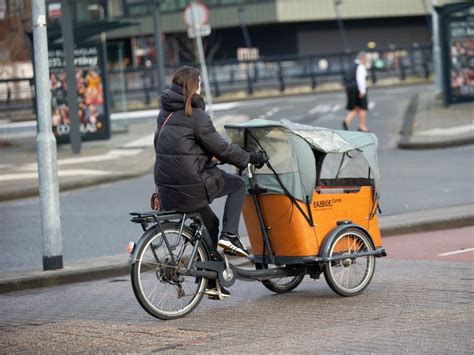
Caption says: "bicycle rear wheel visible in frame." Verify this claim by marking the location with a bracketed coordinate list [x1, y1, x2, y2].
[130, 222, 208, 320]
[323, 228, 375, 296]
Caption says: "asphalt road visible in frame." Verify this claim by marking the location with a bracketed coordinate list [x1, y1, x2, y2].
[1, 85, 473, 273]
[0, 227, 471, 353]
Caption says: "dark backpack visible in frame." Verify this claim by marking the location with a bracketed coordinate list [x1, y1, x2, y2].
[343, 62, 358, 88]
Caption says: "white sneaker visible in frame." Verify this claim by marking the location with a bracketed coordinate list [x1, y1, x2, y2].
[218, 233, 249, 257]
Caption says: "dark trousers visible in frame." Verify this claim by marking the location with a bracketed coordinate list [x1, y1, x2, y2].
[196, 173, 246, 247]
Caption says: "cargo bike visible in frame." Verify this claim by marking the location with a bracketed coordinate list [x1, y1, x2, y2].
[128, 119, 386, 320]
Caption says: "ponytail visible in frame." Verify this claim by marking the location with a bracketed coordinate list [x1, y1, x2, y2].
[184, 92, 194, 117]
[171, 66, 200, 117]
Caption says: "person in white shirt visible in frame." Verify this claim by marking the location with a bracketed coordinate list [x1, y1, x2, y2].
[343, 52, 370, 132]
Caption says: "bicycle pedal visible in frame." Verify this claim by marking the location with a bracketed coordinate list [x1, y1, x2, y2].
[205, 287, 230, 300]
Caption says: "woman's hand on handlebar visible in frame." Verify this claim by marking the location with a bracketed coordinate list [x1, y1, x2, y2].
[249, 151, 268, 169]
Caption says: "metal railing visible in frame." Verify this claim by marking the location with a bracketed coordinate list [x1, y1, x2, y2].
[1, 45, 432, 118]
[0, 78, 35, 105]
[107, 45, 432, 111]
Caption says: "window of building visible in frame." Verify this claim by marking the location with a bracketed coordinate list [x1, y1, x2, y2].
[123, 0, 149, 16]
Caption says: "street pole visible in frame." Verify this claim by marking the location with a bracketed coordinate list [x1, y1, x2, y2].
[431, 0, 442, 96]
[191, 2, 214, 118]
[88, 4, 113, 137]
[118, 42, 128, 112]
[32, 0, 63, 271]
[60, 0, 81, 154]
[150, 0, 167, 93]
[333, 0, 349, 53]
[237, 4, 252, 48]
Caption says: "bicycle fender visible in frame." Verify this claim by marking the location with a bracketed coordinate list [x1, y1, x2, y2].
[128, 222, 215, 265]
[128, 224, 163, 265]
[319, 223, 374, 258]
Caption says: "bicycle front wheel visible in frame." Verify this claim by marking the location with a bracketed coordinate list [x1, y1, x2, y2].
[255, 263, 305, 293]
[130, 222, 209, 320]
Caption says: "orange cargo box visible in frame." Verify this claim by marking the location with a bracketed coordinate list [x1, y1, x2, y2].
[242, 186, 381, 257]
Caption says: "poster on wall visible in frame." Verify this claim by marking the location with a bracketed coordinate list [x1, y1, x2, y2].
[48, 45, 110, 142]
[447, 10, 474, 103]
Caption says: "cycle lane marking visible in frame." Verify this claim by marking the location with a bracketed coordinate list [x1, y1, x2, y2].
[438, 248, 474, 256]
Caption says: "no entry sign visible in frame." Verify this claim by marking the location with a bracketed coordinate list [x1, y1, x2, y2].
[183, 2, 208, 27]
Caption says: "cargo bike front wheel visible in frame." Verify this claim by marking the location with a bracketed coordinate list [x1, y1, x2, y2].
[255, 263, 305, 293]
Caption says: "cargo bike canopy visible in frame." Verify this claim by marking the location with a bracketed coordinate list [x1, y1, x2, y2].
[225, 119, 380, 206]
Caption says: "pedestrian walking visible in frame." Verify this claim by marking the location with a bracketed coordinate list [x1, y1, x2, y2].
[342, 51, 370, 132]
[153, 66, 266, 297]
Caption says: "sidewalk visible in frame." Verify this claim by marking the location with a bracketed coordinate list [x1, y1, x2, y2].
[0, 87, 473, 294]
[399, 91, 474, 149]
[0, 120, 156, 201]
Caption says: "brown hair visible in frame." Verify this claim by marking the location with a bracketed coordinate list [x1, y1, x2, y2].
[171, 66, 200, 116]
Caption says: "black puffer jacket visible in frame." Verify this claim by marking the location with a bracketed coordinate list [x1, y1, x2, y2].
[154, 84, 250, 212]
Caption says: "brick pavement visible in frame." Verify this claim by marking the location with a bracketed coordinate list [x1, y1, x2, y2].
[0, 258, 472, 353]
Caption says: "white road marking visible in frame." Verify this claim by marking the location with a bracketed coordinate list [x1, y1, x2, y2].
[111, 109, 159, 121]
[331, 104, 342, 112]
[255, 107, 280, 120]
[212, 102, 239, 111]
[9, 148, 143, 173]
[0, 169, 112, 182]
[108, 103, 238, 121]
[122, 134, 155, 148]
[415, 124, 474, 137]
[308, 103, 345, 115]
[368, 101, 376, 110]
[0, 121, 36, 130]
[1, 103, 239, 130]
[309, 104, 332, 115]
[438, 248, 474, 256]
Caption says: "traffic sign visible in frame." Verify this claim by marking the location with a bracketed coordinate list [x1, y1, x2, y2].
[187, 24, 211, 39]
[183, 2, 208, 27]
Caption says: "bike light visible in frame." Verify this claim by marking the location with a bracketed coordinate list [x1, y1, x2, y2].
[127, 241, 135, 254]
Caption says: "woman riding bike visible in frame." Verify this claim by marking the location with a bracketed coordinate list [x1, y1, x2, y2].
[153, 66, 266, 297]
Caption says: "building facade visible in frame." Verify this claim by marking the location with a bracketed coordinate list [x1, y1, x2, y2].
[105, 0, 436, 66]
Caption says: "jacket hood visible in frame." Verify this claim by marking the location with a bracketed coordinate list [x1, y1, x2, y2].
[160, 83, 206, 112]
